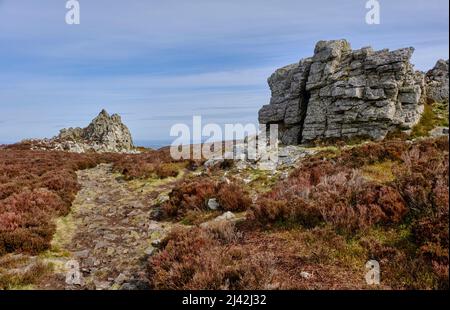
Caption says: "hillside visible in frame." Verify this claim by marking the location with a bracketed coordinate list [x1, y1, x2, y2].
[0, 134, 448, 289]
[0, 39, 448, 290]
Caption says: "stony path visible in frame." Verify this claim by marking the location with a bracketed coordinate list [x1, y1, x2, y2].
[42, 164, 177, 290]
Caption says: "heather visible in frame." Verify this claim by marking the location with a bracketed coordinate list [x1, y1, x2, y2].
[0, 136, 448, 289]
[0, 148, 105, 255]
[111, 147, 191, 180]
[160, 176, 252, 220]
[148, 137, 449, 289]
[0, 145, 186, 255]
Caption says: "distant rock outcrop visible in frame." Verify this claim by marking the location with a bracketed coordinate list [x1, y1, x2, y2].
[258, 39, 430, 144]
[27, 110, 135, 153]
[55, 109, 134, 153]
[426, 59, 449, 104]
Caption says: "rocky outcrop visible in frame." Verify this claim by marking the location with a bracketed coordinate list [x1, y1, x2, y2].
[27, 110, 135, 153]
[55, 109, 134, 153]
[426, 59, 449, 104]
[259, 39, 428, 144]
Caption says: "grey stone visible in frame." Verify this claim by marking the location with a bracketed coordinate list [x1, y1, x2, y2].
[84, 257, 96, 267]
[94, 241, 108, 249]
[280, 172, 289, 180]
[429, 127, 449, 137]
[426, 59, 449, 104]
[114, 273, 128, 285]
[30, 110, 136, 153]
[144, 246, 157, 256]
[365, 88, 386, 100]
[399, 87, 421, 104]
[74, 250, 90, 259]
[214, 211, 235, 221]
[155, 193, 169, 205]
[300, 271, 312, 279]
[56, 109, 134, 153]
[207, 198, 220, 210]
[258, 39, 433, 144]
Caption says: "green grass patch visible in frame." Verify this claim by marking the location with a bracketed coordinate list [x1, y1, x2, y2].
[0, 260, 52, 290]
[411, 103, 449, 138]
[361, 160, 396, 183]
[47, 212, 78, 258]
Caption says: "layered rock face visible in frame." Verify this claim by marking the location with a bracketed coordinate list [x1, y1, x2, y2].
[55, 109, 134, 153]
[426, 59, 449, 104]
[259, 39, 427, 144]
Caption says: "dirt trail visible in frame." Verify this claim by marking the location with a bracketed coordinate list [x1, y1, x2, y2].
[41, 163, 178, 290]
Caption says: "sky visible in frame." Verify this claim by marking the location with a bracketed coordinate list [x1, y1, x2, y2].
[0, 0, 448, 146]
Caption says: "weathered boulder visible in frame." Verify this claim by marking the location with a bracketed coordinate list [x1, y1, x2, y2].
[259, 39, 428, 144]
[207, 198, 220, 210]
[425, 59, 449, 104]
[55, 109, 135, 153]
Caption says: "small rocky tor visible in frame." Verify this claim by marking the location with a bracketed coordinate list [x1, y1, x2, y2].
[259, 39, 449, 144]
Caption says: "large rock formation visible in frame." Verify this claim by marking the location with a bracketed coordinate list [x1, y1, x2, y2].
[259, 39, 428, 144]
[426, 59, 449, 104]
[54, 109, 134, 153]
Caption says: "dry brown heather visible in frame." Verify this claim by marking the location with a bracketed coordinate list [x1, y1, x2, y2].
[0, 136, 448, 289]
[0, 144, 188, 256]
[148, 137, 449, 290]
[160, 176, 252, 220]
[110, 147, 193, 179]
[0, 148, 99, 255]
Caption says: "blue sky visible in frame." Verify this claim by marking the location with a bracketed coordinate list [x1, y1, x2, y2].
[0, 0, 448, 145]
